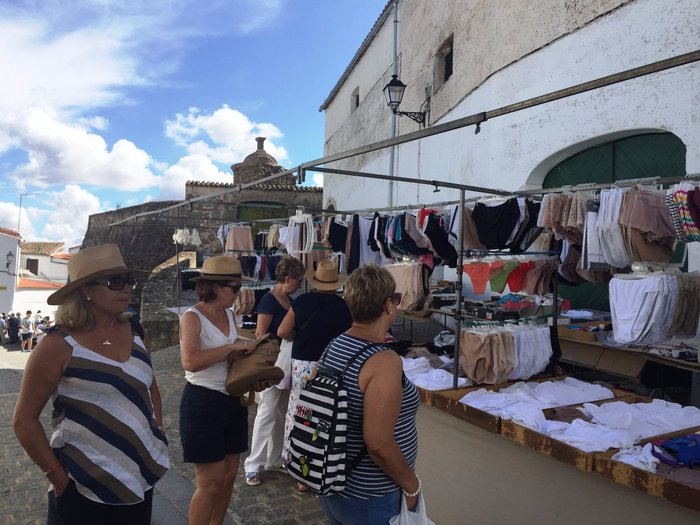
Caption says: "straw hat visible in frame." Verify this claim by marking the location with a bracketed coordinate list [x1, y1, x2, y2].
[305, 258, 347, 291]
[47, 244, 148, 305]
[190, 255, 252, 282]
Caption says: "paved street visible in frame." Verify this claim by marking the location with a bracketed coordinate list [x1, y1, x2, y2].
[0, 340, 327, 525]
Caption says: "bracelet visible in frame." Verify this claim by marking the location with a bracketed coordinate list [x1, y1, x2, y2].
[402, 476, 421, 498]
[43, 462, 62, 477]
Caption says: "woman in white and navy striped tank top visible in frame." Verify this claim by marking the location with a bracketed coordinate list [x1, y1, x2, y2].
[13, 244, 170, 524]
[319, 265, 421, 525]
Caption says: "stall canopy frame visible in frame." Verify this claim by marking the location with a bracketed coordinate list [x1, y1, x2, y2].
[107, 49, 700, 388]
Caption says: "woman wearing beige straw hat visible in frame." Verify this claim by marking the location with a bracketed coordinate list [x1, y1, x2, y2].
[277, 257, 352, 494]
[178, 255, 272, 525]
[13, 244, 170, 524]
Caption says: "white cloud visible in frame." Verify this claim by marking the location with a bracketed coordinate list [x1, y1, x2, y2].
[310, 173, 324, 187]
[165, 105, 289, 166]
[42, 185, 103, 247]
[236, 0, 284, 34]
[0, 19, 141, 115]
[0, 201, 38, 240]
[2, 107, 159, 190]
[159, 154, 231, 200]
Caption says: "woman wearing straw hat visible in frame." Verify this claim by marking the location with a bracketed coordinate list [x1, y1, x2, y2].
[178, 255, 271, 525]
[13, 244, 170, 524]
[277, 257, 352, 494]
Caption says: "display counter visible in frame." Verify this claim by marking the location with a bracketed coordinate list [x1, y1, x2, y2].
[559, 336, 700, 375]
[415, 385, 700, 524]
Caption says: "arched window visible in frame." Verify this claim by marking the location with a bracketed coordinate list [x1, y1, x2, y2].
[542, 132, 686, 310]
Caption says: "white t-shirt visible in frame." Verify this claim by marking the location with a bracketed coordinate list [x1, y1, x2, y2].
[20, 317, 34, 335]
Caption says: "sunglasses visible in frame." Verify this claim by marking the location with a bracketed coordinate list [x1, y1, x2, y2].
[222, 283, 242, 293]
[91, 276, 138, 291]
[391, 292, 402, 304]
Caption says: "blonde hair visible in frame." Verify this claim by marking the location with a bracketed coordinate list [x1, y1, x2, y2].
[343, 265, 395, 323]
[275, 257, 306, 283]
[54, 290, 96, 331]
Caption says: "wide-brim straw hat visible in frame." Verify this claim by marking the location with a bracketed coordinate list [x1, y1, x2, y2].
[47, 244, 149, 305]
[190, 255, 253, 282]
[305, 258, 347, 291]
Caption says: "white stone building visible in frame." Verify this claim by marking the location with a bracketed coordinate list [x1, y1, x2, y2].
[319, 0, 699, 265]
[0, 227, 20, 314]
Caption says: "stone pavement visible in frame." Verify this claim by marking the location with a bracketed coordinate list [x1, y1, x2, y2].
[0, 340, 328, 525]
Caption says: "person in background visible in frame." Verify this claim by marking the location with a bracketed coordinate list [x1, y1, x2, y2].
[34, 310, 43, 325]
[179, 255, 271, 525]
[277, 257, 352, 494]
[0, 313, 6, 343]
[244, 256, 306, 487]
[12, 244, 169, 524]
[319, 265, 421, 524]
[7, 313, 20, 344]
[20, 310, 35, 352]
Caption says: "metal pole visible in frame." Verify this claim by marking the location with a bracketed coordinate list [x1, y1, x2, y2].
[175, 241, 181, 313]
[388, 0, 399, 207]
[453, 189, 465, 389]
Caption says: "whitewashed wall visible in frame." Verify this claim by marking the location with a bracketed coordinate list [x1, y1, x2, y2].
[322, 0, 699, 213]
[13, 290, 56, 319]
[20, 254, 68, 283]
[0, 234, 18, 314]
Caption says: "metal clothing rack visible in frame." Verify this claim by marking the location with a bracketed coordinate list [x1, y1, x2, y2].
[104, 50, 700, 388]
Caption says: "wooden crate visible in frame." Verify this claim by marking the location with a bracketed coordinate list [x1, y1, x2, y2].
[594, 426, 700, 512]
[499, 391, 645, 472]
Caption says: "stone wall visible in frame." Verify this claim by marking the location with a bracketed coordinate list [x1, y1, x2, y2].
[140, 250, 197, 352]
[80, 184, 322, 311]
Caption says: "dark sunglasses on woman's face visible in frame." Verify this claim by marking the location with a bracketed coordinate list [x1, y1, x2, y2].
[222, 283, 242, 293]
[91, 276, 138, 291]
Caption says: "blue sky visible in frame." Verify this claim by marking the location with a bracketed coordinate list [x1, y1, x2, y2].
[0, 0, 387, 248]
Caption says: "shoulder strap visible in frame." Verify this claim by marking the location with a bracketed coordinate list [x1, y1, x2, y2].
[331, 340, 382, 473]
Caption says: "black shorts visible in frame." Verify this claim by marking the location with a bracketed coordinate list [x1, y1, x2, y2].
[21, 333, 32, 341]
[48, 479, 153, 525]
[179, 382, 248, 463]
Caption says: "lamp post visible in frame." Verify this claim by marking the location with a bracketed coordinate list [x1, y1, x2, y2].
[5, 251, 14, 269]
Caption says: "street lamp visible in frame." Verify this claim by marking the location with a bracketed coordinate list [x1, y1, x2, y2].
[5, 251, 14, 269]
[382, 74, 427, 124]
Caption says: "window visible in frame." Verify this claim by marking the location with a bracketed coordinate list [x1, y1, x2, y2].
[26, 258, 38, 275]
[434, 35, 454, 91]
[351, 86, 360, 111]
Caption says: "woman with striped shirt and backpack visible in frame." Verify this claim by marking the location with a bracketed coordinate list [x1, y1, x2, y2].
[319, 265, 421, 524]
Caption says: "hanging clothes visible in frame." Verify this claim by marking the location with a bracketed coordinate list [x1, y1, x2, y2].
[225, 224, 254, 253]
